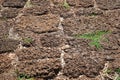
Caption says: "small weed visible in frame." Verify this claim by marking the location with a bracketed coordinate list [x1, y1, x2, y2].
[105, 69, 112, 74]
[0, 16, 7, 20]
[16, 70, 34, 80]
[3, 34, 8, 39]
[114, 68, 120, 80]
[117, 77, 120, 80]
[63, 0, 70, 9]
[17, 74, 34, 80]
[89, 13, 98, 16]
[115, 68, 120, 74]
[74, 30, 110, 49]
[23, 37, 33, 44]
[24, 0, 32, 8]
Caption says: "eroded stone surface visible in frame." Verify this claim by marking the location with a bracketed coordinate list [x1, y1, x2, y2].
[62, 16, 110, 36]
[0, 74, 16, 80]
[0, 20, 9, 38]
[40, 33, 65, 47]
[0, 0, 120, 80]
[16, 47, 61, 61]
[16, 59, 61, 79]
[62, 37, 120, 78]
[2, 0, 27, 8]
[101, 34, 119, 50]
[75, 7, 103, 16]
[1, 8, 20, 18]
[64, 38, 92, 54]
[67, 0, 94, 7]
[0, 54, 12, 74]
[63, 53, 104, 78]
[96, 0, 120, 10]
[16, 14, 59, 34]
[49, 4, 71, 18]
[0, 39, 19, 53]
[103, 10, 120, 32]
[22, 6, 49, 16]
[31, 0, 50, 7]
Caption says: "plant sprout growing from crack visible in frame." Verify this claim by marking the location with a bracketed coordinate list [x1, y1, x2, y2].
[17, 74, 34, 80]
[24, 0, 32, 8]
[63, 0, 70, 9]
[23, 37, 33, 45]
[74, 30, 110, 49]
[16, 69, 35, 80]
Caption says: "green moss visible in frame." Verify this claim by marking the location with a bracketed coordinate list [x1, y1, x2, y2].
[23, 37, 33, 44]
[2, 34, 8, 39]
[117, 77, 120, 80]
[15, 69, 34, 80]
[115, 68, 120, 74]
[89, 13, 98, 16]
[63, 0, 70, 9]
[74, 30, 110, 49]
[0, 17, 7, 20]
[17, 74, 34, 80]
[105, 69, 112, 74]
[24, 0, 32, 8]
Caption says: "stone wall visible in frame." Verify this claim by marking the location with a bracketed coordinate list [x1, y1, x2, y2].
[0, 0, 120, 80]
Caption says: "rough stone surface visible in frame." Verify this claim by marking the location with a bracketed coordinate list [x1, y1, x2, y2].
[0, 54, 12, 74]
[64, 38, 92, 54]
[0, 0, 120, 80]
[96, 0, 120, 10]
[101, 34, 119, 50]
[16, 47, 61, 61]
[0, 39, 19, 53]
[31, 0, 50, 7]
[40, 33, 65, 47]
[0, 74, 17, 80]
[16, 14, 59, 34]
[2, 0, 27, 8]
[16, 59, 61, 79]
[0, 20, 9, 38]
[63, 53, 104, 78]
[49, 5, 71, 18]
[75, 7, 103, 16]
[62, 16, 111, 36]
[67, 0, 94, 7]
[1, 8, 20, 18]
[22, 6, 49, 16]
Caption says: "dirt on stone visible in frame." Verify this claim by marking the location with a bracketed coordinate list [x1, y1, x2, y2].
[0, 0, 120, 80]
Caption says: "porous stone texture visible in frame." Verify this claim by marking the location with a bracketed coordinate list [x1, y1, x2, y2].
[96, 0, 120, 10]
[75, 7, 103, 16]
[0, 54, 12, 74]
[0, 74, 17, 80]
[15, 46, 62, 79]
[15, 14, 59, 34]
[62, 16, 110, 36]
[49, 4, 72, 18]
[16, 47, 61, 61]
[0, 39, 19, 53]
[66, 0, 94, 7]
[0, 20, 10, 38]
[40, 33, 65, 47]
[62, 37, 120, 79]
[22, 6, 49, 16]
[0, 0, 120, 80]
[16, 59, 61, 79]
[31, 0, 50, 7]
[62, 38, 105, 78]
[1, 8, 20, 18]
[2, 0, 27, 8]
[63, 54, 104, 78]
